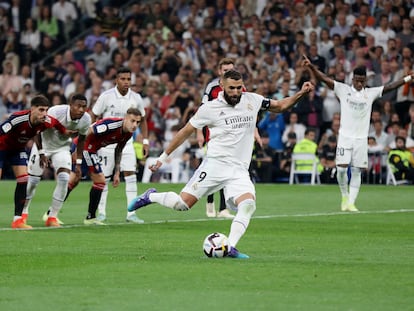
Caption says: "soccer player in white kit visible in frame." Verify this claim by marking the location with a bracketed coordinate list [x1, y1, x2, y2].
[128, 70, 314, 258]
[25, 94, 91, 227]
[90, 67, 149, 223]
[303, 55, 414, 211]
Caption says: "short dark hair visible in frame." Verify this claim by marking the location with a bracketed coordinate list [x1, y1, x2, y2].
[353, 66, 367, 76]
[117, 67, 131, 76]
[223, 69, 242, 81]
[31, 95, 51, 107]
[70, 93, 87, 103]
[395, 136, 406, 144]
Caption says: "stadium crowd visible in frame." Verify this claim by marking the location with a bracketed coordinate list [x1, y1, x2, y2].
[0, 0, 414, 184]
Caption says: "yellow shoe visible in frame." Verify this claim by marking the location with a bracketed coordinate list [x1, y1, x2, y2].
[217, 209, 235, 219]
[346, 204, 359, 212]
[45, 217, 61, 227]
[206, 203, 216, 218]
[11, 218, 32, 229]
[341, 197, 349, 211]
[84, 218, 106, 226]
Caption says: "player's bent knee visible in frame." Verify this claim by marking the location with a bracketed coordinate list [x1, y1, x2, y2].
[237, 199, 256, 217]
[57, 171, 70, 183]
[28, 175, 41, 185]
[172, 193, 189, 211]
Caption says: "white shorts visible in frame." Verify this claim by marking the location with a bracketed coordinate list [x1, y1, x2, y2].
[181, 158, 255, 210]
[28, 144, 72, 176]
[336, 135, 368, 168]
[98, 140, 137, 177]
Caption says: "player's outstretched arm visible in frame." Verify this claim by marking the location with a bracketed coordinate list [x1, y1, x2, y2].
[302, 54, 334, 89]
[267, 81, 314, 113]
[383, 72, 414, 94]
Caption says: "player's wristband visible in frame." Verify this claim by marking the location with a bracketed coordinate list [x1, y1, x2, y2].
[403, 75, 412, 83]
[38, 149, 45, 155]
[143, 138, 149, 145]
[158, 151, 168, 164]
[76, 159, 82, 165]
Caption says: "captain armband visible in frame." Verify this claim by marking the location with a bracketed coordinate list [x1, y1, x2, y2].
[261, 98, 271, 111]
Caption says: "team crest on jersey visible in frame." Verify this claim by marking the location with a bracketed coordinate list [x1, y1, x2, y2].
[247, 103, 253, 111]
[1, 122, 12, 133]
[96, 124, 108, 133]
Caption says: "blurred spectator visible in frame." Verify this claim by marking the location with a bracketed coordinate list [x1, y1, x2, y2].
[73, 0, 98, 30]
[319, 135, 337, 184]
[51, 0, 78, 42]
[72, 38, 92, 68]
[258, 111, 285, 155]
[4, 86, 25, 117]
[36, 65, 60, 95]
[318, 116, 340, 151]
[317, 28, 334, 62]
[371, 14, 396, 54]
[394, 57, 414, 125]
[388, 136, 414, 183]
[169, 80, 194, 117]
[19, 17, 40, 65]
[37, 5, 60, 42]
[18, 64, 34, 90]
[95, 5, 123, 37]
[369, 119, 389, 148]
[406, 104, 414, 141]
[397, 17, 414, 48]
[388, 128, 414, 153]
[0, 59, 22, 99]
[294, 89, 323, 140]
[282, 111, 306, 144]
[86, 41, 111, 74]
[84, 23, 108, 52]
[330, 12, 350, 41]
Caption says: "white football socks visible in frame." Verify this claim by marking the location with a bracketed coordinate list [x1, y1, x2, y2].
[349, 167, 361, 205]
[124, 174, 137, 217]
[228, 199, 256, 247]
[336, 166, 349, 198]
[23, 175, 41, 214]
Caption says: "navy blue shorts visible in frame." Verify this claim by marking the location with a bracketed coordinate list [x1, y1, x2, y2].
[0, 149, 28, 168]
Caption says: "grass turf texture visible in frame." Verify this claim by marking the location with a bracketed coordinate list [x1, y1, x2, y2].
[0, 181, 413, 311]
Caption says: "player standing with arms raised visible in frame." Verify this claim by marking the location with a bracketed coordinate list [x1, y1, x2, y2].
[303, 55, 414, 211]
[90, 67, 149, 223]
[129, 70, 313, 258]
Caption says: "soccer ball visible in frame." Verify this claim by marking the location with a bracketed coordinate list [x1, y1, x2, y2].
[203, 232, 229, 258]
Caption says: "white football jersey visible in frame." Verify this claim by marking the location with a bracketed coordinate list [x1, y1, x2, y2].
[334, 81, 383, 139]
[42, 105, 92, 152]
[190, 91, 262, 168]
[92, 87, 146, 119]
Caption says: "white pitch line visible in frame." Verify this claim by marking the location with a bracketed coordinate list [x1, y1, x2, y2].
[1, 209, 413, 231]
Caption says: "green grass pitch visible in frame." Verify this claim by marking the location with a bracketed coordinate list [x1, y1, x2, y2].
[0, 181, 413, 311]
